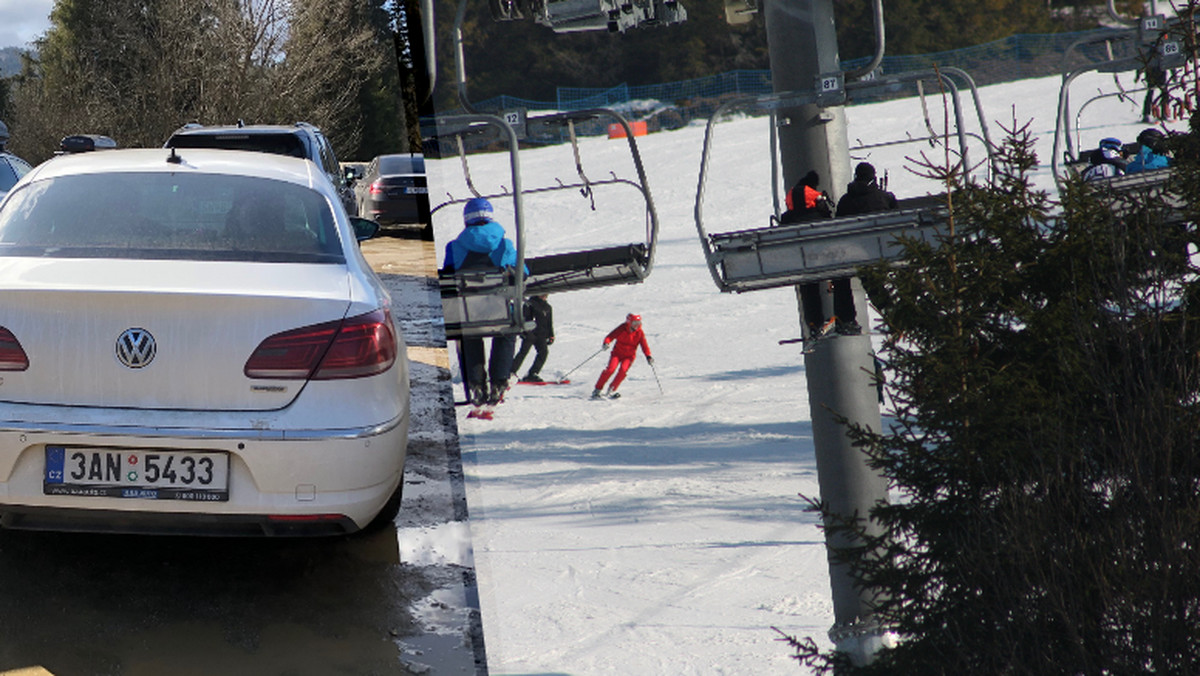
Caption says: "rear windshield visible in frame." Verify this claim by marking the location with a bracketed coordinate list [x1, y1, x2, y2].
[0, 172, 345, 263]
[378, 155, 425, 175]
[167, 133, 307, 159]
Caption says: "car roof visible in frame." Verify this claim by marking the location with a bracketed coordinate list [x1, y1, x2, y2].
[169, 123, 320, 138]
[377, 154, 425, 174]
[24, 147, 324, 188]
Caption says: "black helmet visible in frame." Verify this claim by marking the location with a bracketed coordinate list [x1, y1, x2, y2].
[1137, 128, 1165, 152]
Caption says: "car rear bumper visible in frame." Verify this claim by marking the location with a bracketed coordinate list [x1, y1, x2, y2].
[362, 197, 428, 226]
[0, 412, 408, 536]
[0, 505, 360, 536]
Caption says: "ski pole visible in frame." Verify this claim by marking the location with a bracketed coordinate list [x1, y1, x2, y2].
[562, 346, 607, 380]
[649, 358, 664, 395]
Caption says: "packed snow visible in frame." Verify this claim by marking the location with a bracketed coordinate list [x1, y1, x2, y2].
[423, 70, 1185, 674]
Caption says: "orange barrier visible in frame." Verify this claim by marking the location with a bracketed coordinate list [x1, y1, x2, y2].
[607, 120, 648, 138]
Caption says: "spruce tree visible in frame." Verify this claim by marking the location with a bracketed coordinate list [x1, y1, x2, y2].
[784, 115, 1200, 673]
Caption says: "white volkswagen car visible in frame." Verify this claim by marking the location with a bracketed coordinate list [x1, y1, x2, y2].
[0, 148, 409, 536]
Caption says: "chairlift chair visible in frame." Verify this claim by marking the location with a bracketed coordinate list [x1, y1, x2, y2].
[517, 109, 658, 294]
[492, 0, 687, 32]
[433, 0, 665, 346]
[433, 114, 527, 342]
[1051, 24, 1187, 224]
[431, 107, 660, 341]
[693, 69, 993, 293]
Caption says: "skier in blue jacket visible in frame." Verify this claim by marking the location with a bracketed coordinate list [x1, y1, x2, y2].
[442, 197, 520, 407]
[442, 198, 519, 271]
[1125, 128, 1171, 174]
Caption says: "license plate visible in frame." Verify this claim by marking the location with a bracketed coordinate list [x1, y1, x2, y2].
[44, 446, 230, 501]
[404, 187, 428, 194]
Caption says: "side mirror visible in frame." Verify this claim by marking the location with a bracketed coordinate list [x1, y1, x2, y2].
[350, 216, 381, 242]
[344, 165, 363, 184]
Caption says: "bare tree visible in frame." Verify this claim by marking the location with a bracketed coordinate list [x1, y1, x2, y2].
[8, 0, 384, 161]
[277, 0, 386, 158]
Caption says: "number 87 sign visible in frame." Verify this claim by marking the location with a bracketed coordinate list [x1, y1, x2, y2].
[815, 72, 845, 106]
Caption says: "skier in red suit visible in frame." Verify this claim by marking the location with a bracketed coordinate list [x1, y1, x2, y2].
[592, 314, 653, 399]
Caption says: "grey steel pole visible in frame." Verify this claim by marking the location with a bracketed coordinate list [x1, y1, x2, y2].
[763, 0, 893, 663]
[764, 0, 850, 202]
[803, 285, 893, 664]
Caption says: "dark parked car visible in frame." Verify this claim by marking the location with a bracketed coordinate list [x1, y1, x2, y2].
[0, 121, 33, 202]
[354, 154, 430, 239]
[164, 122, 357, 216]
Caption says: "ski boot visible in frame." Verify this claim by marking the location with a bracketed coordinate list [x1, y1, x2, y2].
[469, 384, 488, 407]
[487, 380, 507, 406]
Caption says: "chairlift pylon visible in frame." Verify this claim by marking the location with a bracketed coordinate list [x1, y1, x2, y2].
[693, 69, 994, 293]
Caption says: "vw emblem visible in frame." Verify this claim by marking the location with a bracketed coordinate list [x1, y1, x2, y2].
[115, 328, 156, 369]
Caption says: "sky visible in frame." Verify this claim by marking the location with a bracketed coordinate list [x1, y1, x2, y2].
[419, 68, 1183, 673]
[0, 0, 53, 49]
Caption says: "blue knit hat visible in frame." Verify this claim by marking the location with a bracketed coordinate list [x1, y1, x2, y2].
[463, 197, 494, 225]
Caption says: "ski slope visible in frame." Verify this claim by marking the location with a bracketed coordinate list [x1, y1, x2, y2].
[424, 70, 1183, 674]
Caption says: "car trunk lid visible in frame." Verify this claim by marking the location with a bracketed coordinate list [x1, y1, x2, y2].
[0, 258, 355, 411]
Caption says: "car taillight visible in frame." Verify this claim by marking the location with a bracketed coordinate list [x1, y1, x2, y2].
[244, 309, 396, 380]
[369, 181, 385, 196]
[0, 327, 29, 371]
[312, 308, 397, 380]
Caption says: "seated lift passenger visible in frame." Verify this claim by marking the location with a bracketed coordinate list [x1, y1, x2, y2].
[1081, 137, 1127, 182]
[1126, 128, 1171, 174]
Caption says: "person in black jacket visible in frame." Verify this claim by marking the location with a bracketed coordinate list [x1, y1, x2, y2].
[836, 162, 897, 217]
[800, 162, 897, 339]
[512, 294, 555, 382]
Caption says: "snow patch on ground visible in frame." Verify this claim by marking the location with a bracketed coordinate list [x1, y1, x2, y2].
[397, 521, 476, 568]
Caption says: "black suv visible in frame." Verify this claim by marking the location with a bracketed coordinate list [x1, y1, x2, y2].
[164, 122, 357, 216]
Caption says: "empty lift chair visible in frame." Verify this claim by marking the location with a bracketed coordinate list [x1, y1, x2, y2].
[515, 109, 658, 295]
